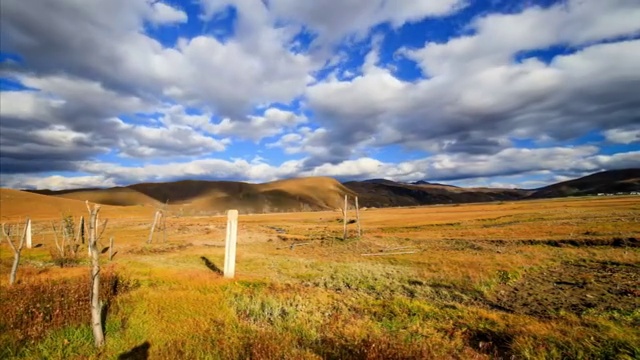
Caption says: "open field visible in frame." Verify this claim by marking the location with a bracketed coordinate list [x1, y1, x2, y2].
[1, 195, 639, 359]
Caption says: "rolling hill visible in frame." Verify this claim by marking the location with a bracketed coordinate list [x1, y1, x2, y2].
[28, 177, 354, 215]
[14, 169, 640, 214]
[0, 188, 155, 220]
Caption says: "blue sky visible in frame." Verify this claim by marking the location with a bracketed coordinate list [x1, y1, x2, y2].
[1, 0, 639, 190]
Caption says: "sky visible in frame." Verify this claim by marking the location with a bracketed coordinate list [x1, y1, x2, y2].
[1, 0, 639, 190]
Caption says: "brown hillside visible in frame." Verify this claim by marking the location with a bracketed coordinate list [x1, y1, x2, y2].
[529, 168, 640, 198]
[180, 177, 355, 214]
[343, 180, 529, 208]
[25, 177, 354, 215]
[0, 188, 154, 221]
[56, 187, 162, 207]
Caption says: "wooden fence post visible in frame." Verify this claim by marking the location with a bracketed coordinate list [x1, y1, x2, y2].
[343, 195, 348, 240]
[355, 196, 361, 238]
[224, 210, 238, 278]
[147, 211, 162, 244]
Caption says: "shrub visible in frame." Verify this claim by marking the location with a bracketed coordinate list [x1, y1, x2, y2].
[0, 271, 135, 355]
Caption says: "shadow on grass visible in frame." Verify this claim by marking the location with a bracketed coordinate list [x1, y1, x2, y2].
[118, 341, 151, 360]
[201, 256, 223, 275]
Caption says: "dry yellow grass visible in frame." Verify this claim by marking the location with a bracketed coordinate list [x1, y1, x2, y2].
[1, 194, 639, 359]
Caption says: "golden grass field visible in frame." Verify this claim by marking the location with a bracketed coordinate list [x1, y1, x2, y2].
[1, 189, 639, 359]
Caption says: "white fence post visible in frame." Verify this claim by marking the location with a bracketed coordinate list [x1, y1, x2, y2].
[26, 218, 32, 249]
[224, 210, 238, 278]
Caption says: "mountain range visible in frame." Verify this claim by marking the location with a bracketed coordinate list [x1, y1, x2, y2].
[19, 169, 640, 214]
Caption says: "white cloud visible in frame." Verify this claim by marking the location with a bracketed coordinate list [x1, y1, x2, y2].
[210, 108, 307, 141]
[265, 0, 466, 45]
[148, 2, 188, 24]
[1, 0, 639, 189]
[1, 175, 116, 191]
[1, 0, 313, 117]
[406, 0, 640, 77]
[0, 75, 229, 172]
[4, 146, 637, 190]
[603, 127, 640, 144]
[306, 30, 640, 163]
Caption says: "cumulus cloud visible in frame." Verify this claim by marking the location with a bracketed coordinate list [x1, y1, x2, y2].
[3, 146, 637, 190]
[0, 75, 228, 172]
[1, 0, 312, 117]
[305, 1, 640, 164]
[1, 0, 639, 189]
[603, 127, 640, 144]
[264, 0, 466, 45]
[148, 2, 188, 24]
[210, 108, 307, 142]
[0, 175, 117, 191]
[300, 147, 640, 183]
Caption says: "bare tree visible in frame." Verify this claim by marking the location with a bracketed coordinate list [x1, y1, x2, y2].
[86, 201, 105, 348]
[75, 215, 85, 244]
[2, 218, 29, 285]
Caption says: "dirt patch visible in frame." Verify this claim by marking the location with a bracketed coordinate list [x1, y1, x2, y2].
[492, 261, 639, 318]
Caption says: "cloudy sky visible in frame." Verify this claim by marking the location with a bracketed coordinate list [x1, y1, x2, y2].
[1, 0, 639, 190]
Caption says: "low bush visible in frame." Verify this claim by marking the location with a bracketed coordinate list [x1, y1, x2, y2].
[0, 271, 135, 356]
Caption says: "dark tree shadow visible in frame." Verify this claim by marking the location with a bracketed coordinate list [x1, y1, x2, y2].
[200, 256, 223, 275]
[118, 341, 151, 360]
[101, 246, 110, 254]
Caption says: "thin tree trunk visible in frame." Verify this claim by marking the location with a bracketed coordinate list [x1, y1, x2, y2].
[87, 201, 105, 348]
[51, 222, 64, 257]
[109, 237, 114, 261]
[3, 220, 28, 285]
[9, 250, 21, 285]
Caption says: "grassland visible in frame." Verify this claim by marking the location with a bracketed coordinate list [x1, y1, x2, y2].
[1, 194, 639, 359]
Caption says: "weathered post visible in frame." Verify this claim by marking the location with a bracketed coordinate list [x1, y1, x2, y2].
[355, 196, 361, 238]
[86, 201, 105, 348]
[343, 195, 348, 240]
[147, 210, 162, 244]
[224, 210, 238, 278]
[25, 218, 32, 249]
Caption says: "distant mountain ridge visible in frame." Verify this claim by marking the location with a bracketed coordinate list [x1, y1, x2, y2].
[22, 169, 640, 213]
[528, 169, 640, 199]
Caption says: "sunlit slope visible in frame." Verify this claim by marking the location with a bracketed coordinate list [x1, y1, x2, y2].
[22, 177, 355, 215]
[55, 187, 162, 207]
[0, 188, 154, 221]
[186, 177, 356, 214]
